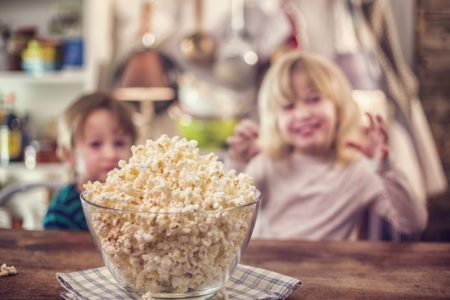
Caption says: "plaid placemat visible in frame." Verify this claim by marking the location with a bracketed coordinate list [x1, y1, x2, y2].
[57, 264, 301, 300]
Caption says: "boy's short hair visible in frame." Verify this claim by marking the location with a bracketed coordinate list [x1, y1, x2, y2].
[58, 92, 137, 157]
[258, 50, 361, 163]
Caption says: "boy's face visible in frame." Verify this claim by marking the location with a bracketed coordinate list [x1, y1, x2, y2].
[73, 109, 133, 184]
[276, 72, 337, 155]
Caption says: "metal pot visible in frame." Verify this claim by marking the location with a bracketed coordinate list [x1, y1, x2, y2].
[179, 0, 216, 66]
[213, 0, 258, 90]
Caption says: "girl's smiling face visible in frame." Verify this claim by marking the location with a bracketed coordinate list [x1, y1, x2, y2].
[72, 109, 133, 184]
[276, 71, 338, 155]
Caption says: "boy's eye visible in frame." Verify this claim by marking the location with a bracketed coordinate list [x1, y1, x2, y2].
[89, 141, 102, 149]
[114, 138, 128, 148]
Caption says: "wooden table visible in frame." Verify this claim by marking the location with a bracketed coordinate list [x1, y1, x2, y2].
[1, 229, 449, 299]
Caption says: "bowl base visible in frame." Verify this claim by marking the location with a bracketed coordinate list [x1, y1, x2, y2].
[132, 286, 228, 300]
[148, 290, 224, 300]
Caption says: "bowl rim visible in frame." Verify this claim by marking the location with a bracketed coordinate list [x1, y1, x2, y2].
[80, 190, 261, 215]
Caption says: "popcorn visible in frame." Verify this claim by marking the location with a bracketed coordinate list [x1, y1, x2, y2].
[0, 263, 17, 277]
[83, 135, 259, 294]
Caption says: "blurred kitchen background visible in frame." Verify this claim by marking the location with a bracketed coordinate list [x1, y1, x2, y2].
[0, 0, 449, 241]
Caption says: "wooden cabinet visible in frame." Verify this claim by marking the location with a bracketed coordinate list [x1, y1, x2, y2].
[416, 0, 450, 242]
[416, 0, 450, 171]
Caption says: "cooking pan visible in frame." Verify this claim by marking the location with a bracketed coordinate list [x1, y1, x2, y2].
[114, 0, 179, 115]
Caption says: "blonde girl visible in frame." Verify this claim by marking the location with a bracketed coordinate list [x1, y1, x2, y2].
[226, 51, 427, 240]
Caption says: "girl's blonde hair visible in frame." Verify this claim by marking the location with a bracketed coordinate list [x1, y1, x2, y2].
[258, 50, 361, 163]
[58, 92, 137, 159]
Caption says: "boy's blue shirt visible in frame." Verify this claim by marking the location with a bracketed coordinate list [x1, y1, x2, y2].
[43, 183, 88, 231]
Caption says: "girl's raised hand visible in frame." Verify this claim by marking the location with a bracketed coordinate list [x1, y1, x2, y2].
[227, 119, 260, 163]
[346, 113, 389, 162]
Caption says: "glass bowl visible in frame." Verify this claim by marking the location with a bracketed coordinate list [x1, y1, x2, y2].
[81, 192, 260, 299]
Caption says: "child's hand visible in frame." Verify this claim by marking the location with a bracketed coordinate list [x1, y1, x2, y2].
[346, 114, 389, 162]
[227, 119, 260, 163]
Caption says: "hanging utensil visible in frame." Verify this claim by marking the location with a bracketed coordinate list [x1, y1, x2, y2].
[179, 0, 216, 66]
[213, 0, 258, 90]
[115, 0, 178, 102]
[114, 0, 179, 139]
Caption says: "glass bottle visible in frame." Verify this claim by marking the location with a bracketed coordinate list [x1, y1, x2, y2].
[0, 92, 22, 165]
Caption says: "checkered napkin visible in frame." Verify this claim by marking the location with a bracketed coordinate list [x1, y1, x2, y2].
[57, 264, 301, 300]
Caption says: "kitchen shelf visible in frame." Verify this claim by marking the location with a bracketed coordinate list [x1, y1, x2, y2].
[0, 162, 68, 176]
[0, 70, 86, 85]
[0, 162, 69, 186]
